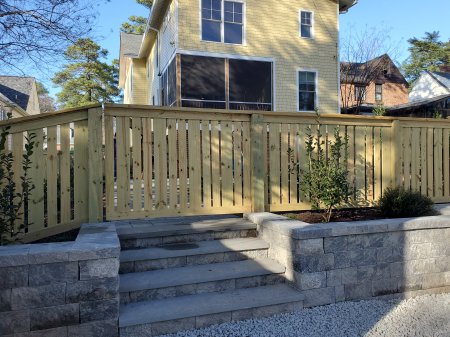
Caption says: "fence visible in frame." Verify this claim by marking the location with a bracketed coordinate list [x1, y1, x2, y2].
[1, 104, 449, 241]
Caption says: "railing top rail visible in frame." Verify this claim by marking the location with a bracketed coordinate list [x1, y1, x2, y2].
[0, 104, 100, 128]
[104, 104, 450, 125]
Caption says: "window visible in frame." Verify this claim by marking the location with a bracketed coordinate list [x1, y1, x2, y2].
[181, 55, 226, 109]
[161, 58, 177, 107]
[375, 84, 383, 101]
[0, 110, 7, 121]
[229, 59, 272, 110]
[354, 85, 366, 102]
[201, 0, 244, 44]
[180, 55, 273, 110]
[300, 11, 313, 38]
[298, 71, 316, 111]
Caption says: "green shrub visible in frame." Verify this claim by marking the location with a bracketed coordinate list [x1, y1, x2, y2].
[373, 104, 387, 116]
[0, 114, 36, 245]
[290, 111, 350, 223]
[378, 186, 435, 218]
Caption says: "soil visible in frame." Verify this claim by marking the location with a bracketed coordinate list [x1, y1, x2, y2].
[282, 208, 384, 224]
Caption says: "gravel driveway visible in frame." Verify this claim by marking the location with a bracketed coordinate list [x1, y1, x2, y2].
[162, 293, 450, 337]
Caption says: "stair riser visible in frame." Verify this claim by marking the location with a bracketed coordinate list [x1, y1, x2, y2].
[119, 300, 303, 337]
[120, 273, 285, 304]
[119, 248, 269, 274]
[120, 229, 257, 250]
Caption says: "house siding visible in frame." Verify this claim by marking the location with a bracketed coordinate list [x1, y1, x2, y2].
[131, 58, 148, 105]
[341, 82, 409, 108]
[178, 0, 339, 113]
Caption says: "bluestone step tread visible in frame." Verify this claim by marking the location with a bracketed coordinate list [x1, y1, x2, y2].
[119, 284, 304, 327]
[120, 238, 269, 263]
[119, 258, 285, 292]
[117, 218, 256, 239]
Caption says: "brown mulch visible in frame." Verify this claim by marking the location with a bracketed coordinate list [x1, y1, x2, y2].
[282, 208, 384, 224]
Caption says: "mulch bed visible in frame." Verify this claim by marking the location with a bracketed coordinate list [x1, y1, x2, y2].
[282, 208, 384, 224]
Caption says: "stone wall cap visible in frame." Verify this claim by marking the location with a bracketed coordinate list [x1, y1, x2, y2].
[247, 213, 450, 239]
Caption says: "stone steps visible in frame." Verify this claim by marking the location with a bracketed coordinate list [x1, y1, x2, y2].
[119, 284, 304, 337]
[119, 258, 285, 304]
[119, 238, 269, 273]
[116, 216, 257, 250]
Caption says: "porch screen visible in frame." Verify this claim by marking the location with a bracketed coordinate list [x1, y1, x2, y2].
[181, 55, 226, 109]
[229, 59, 272, 111]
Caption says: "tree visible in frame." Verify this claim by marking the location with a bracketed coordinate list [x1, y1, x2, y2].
[36, 82, 55, 113]
[120, 0, 152, 35]
[121, 16, 148, 35]
[402, 32, 450, 84]
[52, 39, 120, 108]
[340, 27, 399, 114]
[0, 0, 102, 72]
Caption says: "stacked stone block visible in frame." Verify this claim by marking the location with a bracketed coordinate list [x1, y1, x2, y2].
[0, 223, 120, 337]
[248, 213, 450, 308]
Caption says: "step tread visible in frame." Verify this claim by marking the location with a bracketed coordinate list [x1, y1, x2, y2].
[119, 284, 303, 327]
[119, 258, 284, 292]
[117, 217, 256, 240]
[120, 238, 269, 263]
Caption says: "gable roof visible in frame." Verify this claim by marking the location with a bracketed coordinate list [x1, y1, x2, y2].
[430, 71, 450, 89]
[341, 54, 408, 86]
[0, 76, 35, 111]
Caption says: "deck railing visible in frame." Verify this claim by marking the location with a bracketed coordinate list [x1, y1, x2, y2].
[1, 104, 449, 241]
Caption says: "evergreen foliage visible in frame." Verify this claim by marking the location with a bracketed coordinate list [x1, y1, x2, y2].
[52, 38, 120, 108]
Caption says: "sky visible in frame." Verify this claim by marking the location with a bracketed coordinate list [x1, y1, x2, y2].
[340, 0, 450, 63]
[15, 0, 450, 99]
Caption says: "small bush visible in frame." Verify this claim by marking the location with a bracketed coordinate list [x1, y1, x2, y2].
[378, 187, 435, 218]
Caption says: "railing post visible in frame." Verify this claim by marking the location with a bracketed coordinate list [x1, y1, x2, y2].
[88, 107, 104, 223]
[250, 113, 266, 212]
[391, 119, 402, 187]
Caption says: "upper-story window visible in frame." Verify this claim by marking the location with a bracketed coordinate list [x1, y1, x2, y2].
[300, 11, 313, 38]
[201, 0, 244, 44]
[375, 84, 383, 101]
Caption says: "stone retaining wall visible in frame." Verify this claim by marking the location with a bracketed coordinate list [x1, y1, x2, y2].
[247, 213, 450, 307]
[0, 223, 120, 337]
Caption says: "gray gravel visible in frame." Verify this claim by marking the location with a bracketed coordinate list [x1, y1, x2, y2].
[162, 293, 450, 337]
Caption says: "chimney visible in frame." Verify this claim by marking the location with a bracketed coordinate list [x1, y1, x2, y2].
[439, 65, 450, 73]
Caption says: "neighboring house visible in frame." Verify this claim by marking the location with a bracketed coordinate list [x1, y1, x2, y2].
[409, 70, 450, 102]
[388, 94, 450, 118]
[340, 54, 409, 114]
[0, 76, 41, 120]
[119, 0, 357, 113]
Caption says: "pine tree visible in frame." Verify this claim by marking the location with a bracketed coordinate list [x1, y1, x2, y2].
[52, 39, 120, 108]
[403, 31, 450, 84]
[120, 0, 153, 35]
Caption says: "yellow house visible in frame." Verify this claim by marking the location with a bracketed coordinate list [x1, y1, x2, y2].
[0, 76, 41, 119]
[119, 0, 356, 113]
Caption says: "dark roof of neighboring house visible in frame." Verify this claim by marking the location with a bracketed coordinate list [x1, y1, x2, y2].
[120, 32, 143, 59]
[0, 76, 35, 110]
[341, 54, 408, 86]
[430, 71, 450, 89]
[388, 93, 450, 111]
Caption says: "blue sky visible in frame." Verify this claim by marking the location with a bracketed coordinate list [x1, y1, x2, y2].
[25, 0, 450, 98]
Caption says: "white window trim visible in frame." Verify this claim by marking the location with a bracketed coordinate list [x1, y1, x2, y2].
[299, 9, 314, 39]
[297, 68, 319, 113]
[199, 0, 247, 46]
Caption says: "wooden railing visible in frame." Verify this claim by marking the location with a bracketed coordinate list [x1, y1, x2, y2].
[1, 104, 449, 241]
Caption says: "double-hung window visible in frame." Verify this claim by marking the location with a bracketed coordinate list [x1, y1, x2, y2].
[298, 71, 317, 111]
[201, 0, 244, 44]
[375, 84, 383, 101]
[300, 11, 313, 38]
[354, 85, 366, 102]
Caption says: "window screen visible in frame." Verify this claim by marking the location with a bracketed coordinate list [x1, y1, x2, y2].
[229, 59, 272, 110]
[298, 71, 316, 111]
[181, 55, 226, 108]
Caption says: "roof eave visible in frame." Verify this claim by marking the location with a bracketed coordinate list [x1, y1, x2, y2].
[338, 0, 358, 13]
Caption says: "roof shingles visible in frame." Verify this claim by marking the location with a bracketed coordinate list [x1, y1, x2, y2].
[0, 76, 35, 110]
